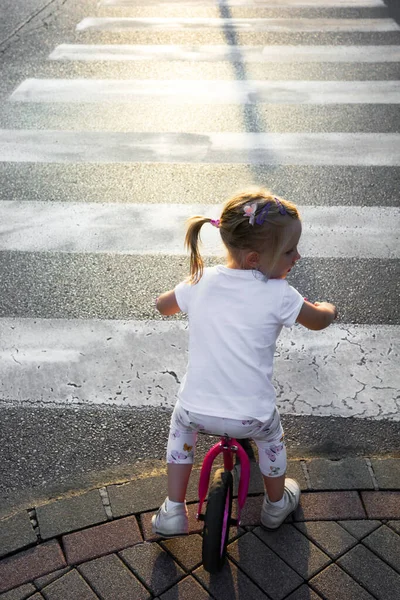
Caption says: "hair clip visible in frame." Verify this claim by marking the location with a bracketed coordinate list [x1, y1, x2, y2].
[210, 219, 220, 228]
[274, 197, 286, 215]
[255, 203, 271, 225]
[243, 202, 258, 225]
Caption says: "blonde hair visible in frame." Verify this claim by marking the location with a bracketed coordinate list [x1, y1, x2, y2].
[185, 188, 300, 283]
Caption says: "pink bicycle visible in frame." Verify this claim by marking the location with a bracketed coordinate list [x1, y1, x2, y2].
[196, 436, 251, 573]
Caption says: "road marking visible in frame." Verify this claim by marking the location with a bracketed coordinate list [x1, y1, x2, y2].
[76, 17, 399, 32]
[49, 44, 400, 62]
[0, 202, 398, 258]
[1, 318, 398, 420]
[10, 79, 400, 104]
[98, 0, 387, 6]
[0, 131, 399, 165]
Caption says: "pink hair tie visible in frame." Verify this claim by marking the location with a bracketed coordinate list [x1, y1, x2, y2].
[210, 219, 220, 228]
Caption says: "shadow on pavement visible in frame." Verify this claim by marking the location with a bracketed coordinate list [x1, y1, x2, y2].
[384, 0, 400, 24]
[218, 0, 278, 173]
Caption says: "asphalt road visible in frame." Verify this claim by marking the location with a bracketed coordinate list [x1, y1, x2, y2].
[0, 0, 399, 517]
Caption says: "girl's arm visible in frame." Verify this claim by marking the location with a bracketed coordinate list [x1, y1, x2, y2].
[156, 290, 181, 316]
[296, 300, 337, 331]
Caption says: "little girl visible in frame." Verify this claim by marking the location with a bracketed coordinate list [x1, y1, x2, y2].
[152, 188, 337, 536]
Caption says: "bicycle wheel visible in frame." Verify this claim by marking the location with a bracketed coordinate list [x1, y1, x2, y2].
[202, 468, 233, 574]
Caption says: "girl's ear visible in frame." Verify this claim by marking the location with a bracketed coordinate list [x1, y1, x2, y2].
[245, 251, 260, 269]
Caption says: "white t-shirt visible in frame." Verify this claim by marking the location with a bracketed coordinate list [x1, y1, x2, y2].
[174, 265, 304, 422]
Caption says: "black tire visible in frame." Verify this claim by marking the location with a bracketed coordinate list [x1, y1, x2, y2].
[202, 468, 233, 574]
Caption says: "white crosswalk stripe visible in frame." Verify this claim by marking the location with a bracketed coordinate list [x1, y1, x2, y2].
[1, 0, 399, 422]
[0, 202, 398, 258]
[1, 318, 398, 420]
[10, 79, 400, 104]
[48, 44, 400, 62]
[75, 17, 400, 32]
[98, 0, 387, 6]
[1, 131, 399, 165]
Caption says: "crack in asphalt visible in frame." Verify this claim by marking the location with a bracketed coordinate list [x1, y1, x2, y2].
[11, 349, 22, 365]
[371, 385, 399, 391]
[0, 0, 67, 51]
[161, 370, 181, 384]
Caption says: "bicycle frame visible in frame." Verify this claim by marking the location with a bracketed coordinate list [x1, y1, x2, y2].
[197, 437, 251, 524]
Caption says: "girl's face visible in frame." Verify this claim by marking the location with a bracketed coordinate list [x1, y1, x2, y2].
[260, 219, 302, 279]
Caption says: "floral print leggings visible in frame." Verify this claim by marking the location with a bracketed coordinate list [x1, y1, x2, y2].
[167, 400, 287, 478]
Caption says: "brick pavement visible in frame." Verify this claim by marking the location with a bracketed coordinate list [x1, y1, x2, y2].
[0, 457, 399, 600]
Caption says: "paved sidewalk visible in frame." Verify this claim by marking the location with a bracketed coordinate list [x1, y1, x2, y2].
[1, 457, 400, 600]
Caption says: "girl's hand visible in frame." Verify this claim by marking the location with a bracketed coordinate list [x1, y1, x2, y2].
[314, 301, 338, 320]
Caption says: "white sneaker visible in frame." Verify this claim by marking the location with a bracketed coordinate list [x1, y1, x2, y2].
[261, 479, 300, 530]
[151, 498, 189, 537]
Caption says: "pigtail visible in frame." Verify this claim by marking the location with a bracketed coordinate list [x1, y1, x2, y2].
[184, 215, 210, 284]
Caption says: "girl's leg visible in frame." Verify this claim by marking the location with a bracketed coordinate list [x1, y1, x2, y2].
[262, 473, 285, 503]
[168, 463, 193, 503]
[252, 410, 300, 528]
[165, 402, 198, 502]
[253, 409, 287, 484]
[152, 402, 197, 535]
